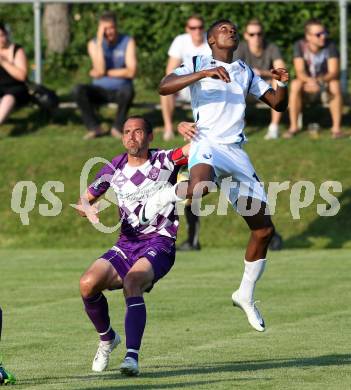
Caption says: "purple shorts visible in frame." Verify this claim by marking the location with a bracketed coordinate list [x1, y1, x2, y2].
[101, 235, 176, 286]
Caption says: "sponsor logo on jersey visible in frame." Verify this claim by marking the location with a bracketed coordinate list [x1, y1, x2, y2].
[147, 250, 157, 257]
[203, 153, 212, 159]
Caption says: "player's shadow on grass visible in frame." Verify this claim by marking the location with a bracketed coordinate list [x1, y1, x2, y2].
[20, 354, 350, 388]
[285, 188, 351, 248]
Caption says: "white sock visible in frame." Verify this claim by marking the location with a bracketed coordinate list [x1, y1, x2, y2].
[238, 258, 266, 303]
[268, 123, 279, 135]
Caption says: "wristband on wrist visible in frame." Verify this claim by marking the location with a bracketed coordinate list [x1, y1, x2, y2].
[276, 80, 287, 87]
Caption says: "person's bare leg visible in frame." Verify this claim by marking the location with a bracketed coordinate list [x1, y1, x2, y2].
[176, 163, 215, 199]
[328, 79, 343, 137]
[0, 95, 16, 125]
[286, 79, 303, 136]
[160, 94, 175, 140]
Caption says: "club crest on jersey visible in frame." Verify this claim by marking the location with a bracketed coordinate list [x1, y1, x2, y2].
[203, 153, 212, 160]
[148, 167, 160, 180]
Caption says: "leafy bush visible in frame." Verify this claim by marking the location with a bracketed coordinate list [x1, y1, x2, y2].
[0, 2, 347, 89]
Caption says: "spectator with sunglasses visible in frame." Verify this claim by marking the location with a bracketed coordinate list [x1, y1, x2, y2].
[233, 19, 285, 140]
[285, 19, 343, 139]
[160, 15, 211, 141]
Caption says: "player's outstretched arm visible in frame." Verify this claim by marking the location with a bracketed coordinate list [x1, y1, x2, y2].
[159, 67, 230, 95]
[76, 190, 100, 224]
[259, 68, 289, 112]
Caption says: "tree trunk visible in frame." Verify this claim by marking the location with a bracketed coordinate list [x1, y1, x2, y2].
[43, 4, 70, 54]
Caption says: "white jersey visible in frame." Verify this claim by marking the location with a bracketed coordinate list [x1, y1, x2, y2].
[174, 55, 271, 144]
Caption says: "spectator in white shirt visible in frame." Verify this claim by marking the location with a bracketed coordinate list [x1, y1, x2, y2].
[160, 15, 211, 141]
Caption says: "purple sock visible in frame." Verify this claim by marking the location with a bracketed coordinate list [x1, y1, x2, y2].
[125, 296, 146, 362]
[82, 293, 115, 341]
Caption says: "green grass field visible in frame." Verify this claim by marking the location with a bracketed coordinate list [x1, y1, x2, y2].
[1, 248, 351, 389]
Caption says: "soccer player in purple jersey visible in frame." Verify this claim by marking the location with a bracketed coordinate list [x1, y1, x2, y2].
[76, 116, 189, 376]
[0, 308, 16, 385]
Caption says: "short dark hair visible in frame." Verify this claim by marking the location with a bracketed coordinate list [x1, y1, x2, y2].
[0, 22, 8, 35]
[125, 116, 153, 135]
[207, 19, 233, 43]
[304, 18, 324, 34]
[99, 11, 117, 25]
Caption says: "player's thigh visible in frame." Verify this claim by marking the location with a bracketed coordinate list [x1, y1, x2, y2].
[124, 257, 155, 293]
[242, 200, 274, 231]
[80, 258, 123, 293]
[217, 145, 268, 212]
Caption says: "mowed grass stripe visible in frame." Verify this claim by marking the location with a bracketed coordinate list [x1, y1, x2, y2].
[0, 249, 350, 389]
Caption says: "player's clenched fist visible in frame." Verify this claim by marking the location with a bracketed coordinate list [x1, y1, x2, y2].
[202, 66, 231, 83]
[270, 68, 289, 83]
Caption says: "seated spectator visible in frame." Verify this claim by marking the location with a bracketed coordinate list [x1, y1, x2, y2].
[0, 23, 29, 126]
[284, 18, 343, 139]
[74, 12, 137, 140]
[160, 15, 211, 141]
[233, 19, 286, 140]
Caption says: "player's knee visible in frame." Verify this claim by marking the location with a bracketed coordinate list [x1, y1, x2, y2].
[328, 80, 341, 96]
[123, 272, 143, 297]
[290, 79, 303, 93]
[252, 225, 275, 245]
[80, 273, 98, 298]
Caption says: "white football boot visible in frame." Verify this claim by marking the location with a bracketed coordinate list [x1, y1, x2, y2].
[120, 357, 139, 376]
[92, 333, 121, 372]
[232, 290, 265, 332]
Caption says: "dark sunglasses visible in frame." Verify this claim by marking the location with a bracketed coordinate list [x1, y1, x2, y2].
[248, 32, 263, 37]
[188, 25, 204, 30]
[314, 31, 328, 38]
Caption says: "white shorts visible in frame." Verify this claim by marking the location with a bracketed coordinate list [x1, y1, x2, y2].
[188, 139, 267, 210]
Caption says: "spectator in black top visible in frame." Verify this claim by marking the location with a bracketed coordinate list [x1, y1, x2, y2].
[0, 23, 29, 126]
[285, 19, 343, 139]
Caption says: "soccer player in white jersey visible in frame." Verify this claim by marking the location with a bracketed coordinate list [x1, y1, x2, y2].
[76, 116, 189, 376]
[140, 19, 289, 332]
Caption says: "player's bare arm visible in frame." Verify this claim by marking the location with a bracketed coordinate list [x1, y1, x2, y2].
[259, 68, 289, 112]
[158, 66, 230, 95]
[76, 190, 100, 224]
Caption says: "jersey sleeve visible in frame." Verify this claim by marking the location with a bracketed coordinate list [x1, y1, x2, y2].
[88, 162, 116, 197]
[173, 57, 194, 76]
[168, 35, 183, 59]
[247, 66, 271, 99]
